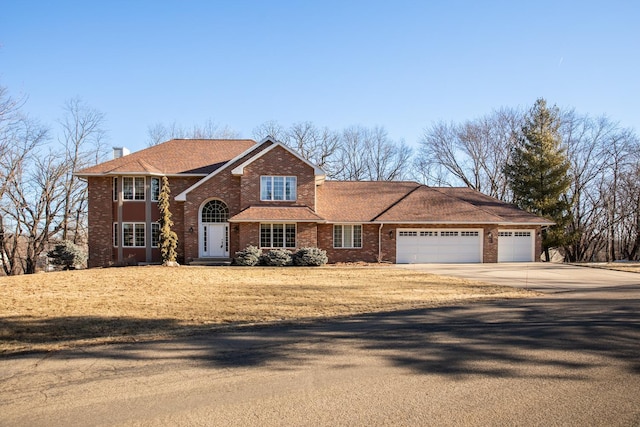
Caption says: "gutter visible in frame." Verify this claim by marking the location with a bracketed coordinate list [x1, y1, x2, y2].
[378, 223, 384, 263]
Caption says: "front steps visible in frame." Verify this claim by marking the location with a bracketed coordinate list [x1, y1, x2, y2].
[189, 258, 232, 266]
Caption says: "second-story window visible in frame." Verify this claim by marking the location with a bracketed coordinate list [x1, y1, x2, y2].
[260, 176, 297, 201]
[123, 177, 145, 200]
[151, 177, 160, 202]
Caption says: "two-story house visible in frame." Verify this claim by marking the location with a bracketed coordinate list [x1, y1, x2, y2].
[76, 137, 553, 267]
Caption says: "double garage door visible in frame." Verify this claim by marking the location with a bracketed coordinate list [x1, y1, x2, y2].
[396, 229, 483, 263]
[396, 228, 535, 263]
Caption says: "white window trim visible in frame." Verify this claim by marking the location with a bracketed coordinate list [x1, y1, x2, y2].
[113, 177, 118, 201]
[260, 223, 297, 248]
[260, 176, 297, 201]
[333, 224, 363, 249]
[122, 222, 146, 247]
[123, 176, 145, 201]
[151, 177, 160, 202]
[151, 222, 160, 248]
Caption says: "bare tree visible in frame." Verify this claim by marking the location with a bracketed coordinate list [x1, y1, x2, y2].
[6, 149, 67, 274]
[416, 108, 522, 199]
[252, 120, 288, 143]
[146, 119, 240, 146]
[0, 107, 51, 274]
[287, 122, 341, 176]
[58, 98, 107, 243]
[560, 112, 616, 261]
[362, 126, 412, 181]
[335, 126, 369, 180]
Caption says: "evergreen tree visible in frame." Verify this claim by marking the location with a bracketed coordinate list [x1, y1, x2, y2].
[158, 176, 179, 265]
[505, 98, 572, 261]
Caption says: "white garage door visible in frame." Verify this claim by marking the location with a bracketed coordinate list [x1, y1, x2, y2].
[396, 229, 482, 263]
[498, 230, 534, 262]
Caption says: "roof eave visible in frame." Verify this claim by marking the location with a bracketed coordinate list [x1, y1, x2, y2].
[372, 220, 552, 225]
[228, 219, 326, 223]
[174, 142, 261, 201]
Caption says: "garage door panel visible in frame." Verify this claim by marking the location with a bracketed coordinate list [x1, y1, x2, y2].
[498, 230, 534, 262]
[397, 229, 482, 264]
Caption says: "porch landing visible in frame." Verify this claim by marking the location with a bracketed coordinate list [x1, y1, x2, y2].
[189, 258, 232, 266]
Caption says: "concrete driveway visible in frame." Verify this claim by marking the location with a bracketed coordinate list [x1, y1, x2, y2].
[397, 262, 640, 292]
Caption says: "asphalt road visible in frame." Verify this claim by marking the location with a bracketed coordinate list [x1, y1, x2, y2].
[2, 264, 639, 426]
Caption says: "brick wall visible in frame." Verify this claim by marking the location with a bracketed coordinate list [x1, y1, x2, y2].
[180, 143, 272, 261]
[164, 176, 199, 264]
[296, 223, 318, 248]
[241, 146, 316, 210]
[87, 177, 113, 267]
[183, 172, 243, 261]
[319, 224, 380, 263]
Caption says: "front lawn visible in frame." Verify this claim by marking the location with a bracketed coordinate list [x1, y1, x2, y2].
[0, 266, 534, 354]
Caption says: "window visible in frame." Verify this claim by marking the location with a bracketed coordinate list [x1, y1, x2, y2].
[113, 177, 118, 201]
[123, 223, 145, 247]
[113, 223, 118, 247]
[461, 231, 479, 237]
[420, 231, 435, 237]
[333, 225, 362, 248]
[260, 223, 296, 248]
[399, 231, 417, 237]
[514, 231, 531, 237]
[260, 176, 297, 201]
[440, 231, 459, 237]
[151, 177, 160, 202]
[123, 177, 145, 200]
[201, 200, 229, 223]
[151, 223, 160, 247]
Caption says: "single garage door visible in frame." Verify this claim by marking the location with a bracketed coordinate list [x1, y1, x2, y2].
[498, 230, 534, 262]
[396, 229, 482, 263]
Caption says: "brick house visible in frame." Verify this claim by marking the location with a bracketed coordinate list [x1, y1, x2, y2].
[76, 137, 553, 267]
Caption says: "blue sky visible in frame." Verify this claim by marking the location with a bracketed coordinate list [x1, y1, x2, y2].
[1, 1, 638, 153]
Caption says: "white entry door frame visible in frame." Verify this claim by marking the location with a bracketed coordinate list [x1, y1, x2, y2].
[200, 223, 229, 258]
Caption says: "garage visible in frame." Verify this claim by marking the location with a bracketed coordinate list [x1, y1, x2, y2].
[498, 230, 535, 262]
[396, 229, 483, 263]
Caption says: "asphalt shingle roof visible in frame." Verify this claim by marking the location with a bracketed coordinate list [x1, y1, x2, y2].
[76, 139, 257, 175]
[315, 181, 420, 222]
[229, 206, 325, 222]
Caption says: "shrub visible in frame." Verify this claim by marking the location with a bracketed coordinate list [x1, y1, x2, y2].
[47, 241, 87, 270]
[293, 247, 328, 266]
[261, 249, 293, 266]
[234, 245, 262, 266]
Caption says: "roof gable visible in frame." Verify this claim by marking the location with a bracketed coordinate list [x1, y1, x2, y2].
[174, 140, 274, 201]
[231, 138, 326, 184]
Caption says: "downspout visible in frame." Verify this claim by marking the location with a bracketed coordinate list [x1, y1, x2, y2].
[378, 223, 384, 263]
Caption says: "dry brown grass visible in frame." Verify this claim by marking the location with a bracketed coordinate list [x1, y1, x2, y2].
[0, 266, 534, 354]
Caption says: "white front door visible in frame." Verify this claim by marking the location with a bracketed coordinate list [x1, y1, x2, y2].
[200, 223, 229, 257]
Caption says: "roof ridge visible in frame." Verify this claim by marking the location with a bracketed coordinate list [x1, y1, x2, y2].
[371, 183, 422, 221]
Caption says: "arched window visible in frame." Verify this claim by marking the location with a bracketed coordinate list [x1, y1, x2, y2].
[201, 200, 229, 223]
